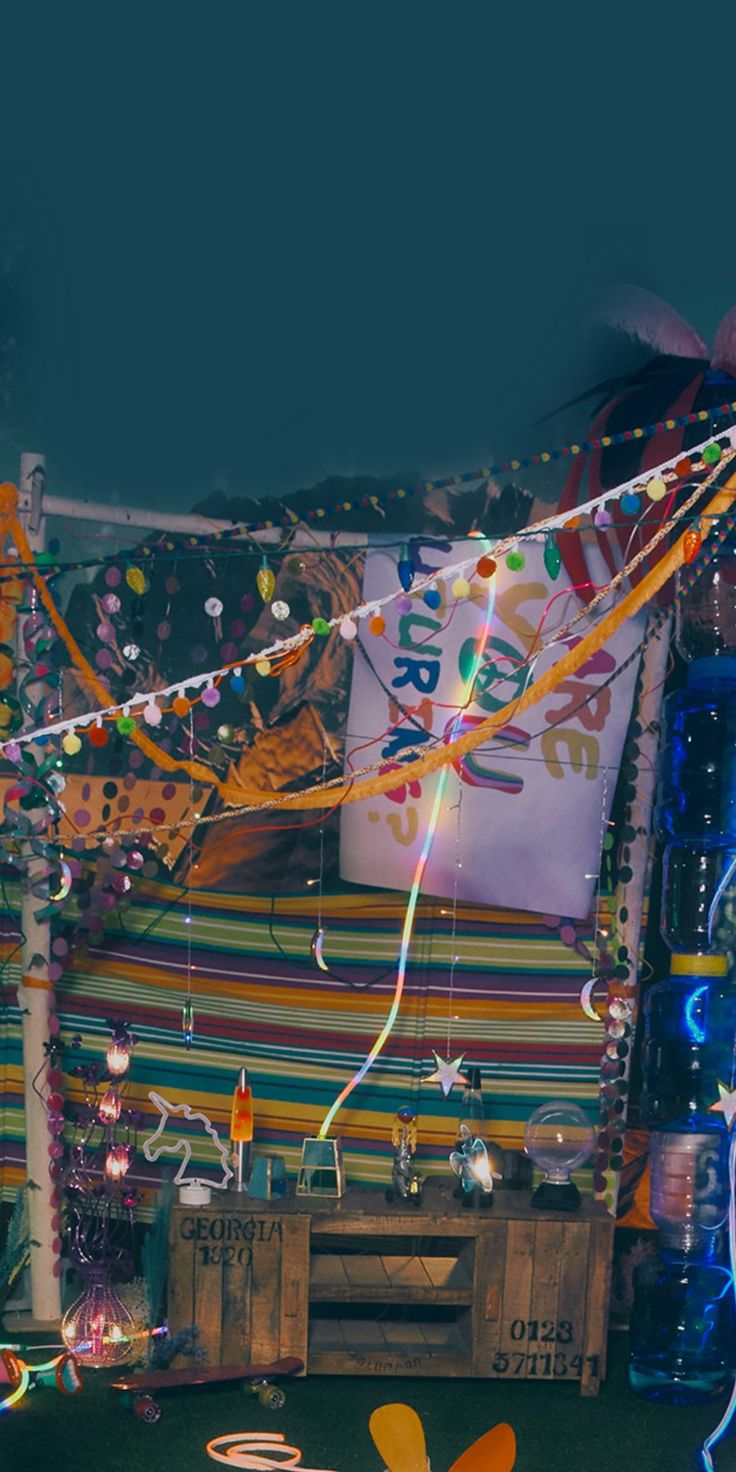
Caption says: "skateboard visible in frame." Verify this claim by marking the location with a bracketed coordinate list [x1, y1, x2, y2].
[111, 1354, 304, 1423]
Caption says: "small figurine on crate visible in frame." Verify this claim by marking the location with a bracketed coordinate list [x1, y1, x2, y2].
[385, 1106, 423, 1206]
[450, 1125, 502, 1209]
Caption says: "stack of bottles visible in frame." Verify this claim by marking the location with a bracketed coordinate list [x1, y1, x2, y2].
[630, 532, 736, 1402]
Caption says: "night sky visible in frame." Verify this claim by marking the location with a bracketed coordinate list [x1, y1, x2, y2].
[1, 7, 735, 514]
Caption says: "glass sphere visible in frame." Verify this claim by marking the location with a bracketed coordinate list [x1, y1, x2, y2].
[524, 1100, 594, 1183]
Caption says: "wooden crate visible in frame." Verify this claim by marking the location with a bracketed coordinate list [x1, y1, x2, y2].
[305, 1186, 613, 1394]
[168, 1202, 309, 1369]
[167, 1185, 613, 1394]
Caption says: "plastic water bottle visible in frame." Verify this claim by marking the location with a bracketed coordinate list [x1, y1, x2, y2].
[656, 659, 736, 953]
[640, 954, 736, 1126]
[628, 1128, 734, 1403]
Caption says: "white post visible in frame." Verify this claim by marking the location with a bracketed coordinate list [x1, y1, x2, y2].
[15, 452, 62, 1321]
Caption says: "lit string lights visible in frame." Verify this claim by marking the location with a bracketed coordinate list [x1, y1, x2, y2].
[317, 549, 496, 1140]
[1, 427, 731, 758]
[16, 398, 736, 572]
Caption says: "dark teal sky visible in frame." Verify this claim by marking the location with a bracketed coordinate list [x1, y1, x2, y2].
[1, 6, 735, 511]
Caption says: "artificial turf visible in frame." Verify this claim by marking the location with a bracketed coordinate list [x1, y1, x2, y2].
[2, 1332, 736, 1472]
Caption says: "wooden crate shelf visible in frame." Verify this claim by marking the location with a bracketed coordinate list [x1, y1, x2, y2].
[309, 1250, 473, 1304]
[168, 1182, 614, 1394]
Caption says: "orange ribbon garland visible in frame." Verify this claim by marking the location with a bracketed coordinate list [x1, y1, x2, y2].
[4, 473, 736, 813]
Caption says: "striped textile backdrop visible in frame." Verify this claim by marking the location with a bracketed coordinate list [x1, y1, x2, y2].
[0, 880, 612, 1204]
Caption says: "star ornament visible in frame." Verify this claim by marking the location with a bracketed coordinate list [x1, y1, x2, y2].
[423, 1051, 467, 1098]
[710, 1081, 736, 1130]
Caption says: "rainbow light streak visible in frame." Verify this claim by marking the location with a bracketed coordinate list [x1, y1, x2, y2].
[701, 1132, 736, 1471]
[318, 557, 497, 1140]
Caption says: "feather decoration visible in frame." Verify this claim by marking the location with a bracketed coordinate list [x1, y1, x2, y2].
[593, 284, 709, 361]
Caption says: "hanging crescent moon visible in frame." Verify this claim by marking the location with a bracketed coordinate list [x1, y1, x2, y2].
[49, 859, 73, 903]
[580, 977, 606, 1022]
[310, 927, 330, 972]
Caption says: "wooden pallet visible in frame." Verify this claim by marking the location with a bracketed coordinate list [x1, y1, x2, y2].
[168, 1184, 613, 1394]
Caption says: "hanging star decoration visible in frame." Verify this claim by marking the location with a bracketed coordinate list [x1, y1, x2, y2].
[710, 1081, 736, 1130]
[423, 1051, 467, 1098]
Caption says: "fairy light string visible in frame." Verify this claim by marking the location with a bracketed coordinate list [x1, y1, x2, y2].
[14, 397, 736, 574]
[2, 427, 730, 758]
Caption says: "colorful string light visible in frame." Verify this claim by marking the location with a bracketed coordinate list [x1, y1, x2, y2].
[2, 429, 730, 763]
[318, 552, 497, 1140]
[19, 402, 736, 575]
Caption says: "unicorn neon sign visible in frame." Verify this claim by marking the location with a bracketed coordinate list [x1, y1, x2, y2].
[143, 1092, 233, 1200]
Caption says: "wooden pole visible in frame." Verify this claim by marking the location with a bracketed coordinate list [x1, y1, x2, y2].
[16, 452, 62, 1321]
[594, 610, 672, 1216]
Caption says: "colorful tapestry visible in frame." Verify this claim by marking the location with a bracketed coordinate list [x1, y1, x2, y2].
[0, 880, 610, 1203]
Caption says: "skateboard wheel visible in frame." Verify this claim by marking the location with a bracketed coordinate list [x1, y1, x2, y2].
[258, 1384, 286, 1410]
[133, 1394, 162, 1423]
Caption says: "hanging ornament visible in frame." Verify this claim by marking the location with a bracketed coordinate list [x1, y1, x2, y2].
[310, 928, 330, 972]
[339, 617, 357, 641]
[675, 456, 693, 478]
[710, 1081, 736, 1130]
[271, 600, 290, 621]
[122, 643, 140, 661]
[201, 683, 221, 708]
[702, 441, 722, 466]
[255, 659, 271, 676]
[173, 693, 191, 717]
[256, 557, 275, 603]
[543, 533, 561, 580]
[182, 998, 195, 1049]
[594, 505, 612, 529]
[230, 669, 245, 694]
[217, 723, 235, 742]
[62, 731, 82, 756]
[125, 567, 146, 595]
[397, 544, 415, 592]
[369, 613, 386, 636]
[423, 587, 441, 610]
[476, 554, 497, 579]
[646, 476, 667, 502]
[452, 576, 471, 599]
[204, 596, 223, 642]
[143, 701, 162, 727]
[311, 617, 330, 635]
[620, 492, 641, 517]
[684, 525, 703, 564]
[423, 1051, 467, 1099]
[88, 723, 109, 748]
[505, 550, 525, 572]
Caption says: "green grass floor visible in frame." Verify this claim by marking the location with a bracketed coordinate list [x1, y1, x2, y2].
[3, 1332, 736, 1472]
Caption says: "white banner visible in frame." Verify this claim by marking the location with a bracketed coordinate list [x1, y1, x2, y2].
[339, 538, 646, 918]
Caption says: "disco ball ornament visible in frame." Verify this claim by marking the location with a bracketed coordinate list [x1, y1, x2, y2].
[61, 1271, 135, 1368]
[524, 1099, 594, 1211]
[271, 600, 290, 621]
[122, 643, 140, 661]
